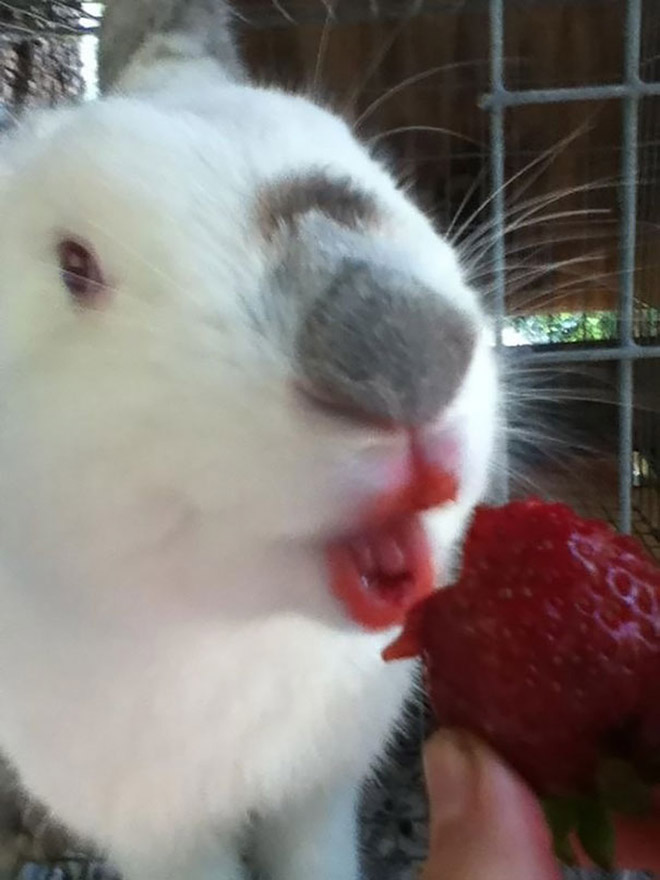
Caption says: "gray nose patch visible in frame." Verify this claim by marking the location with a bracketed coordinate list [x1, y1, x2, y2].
[296, 260, 477, 426]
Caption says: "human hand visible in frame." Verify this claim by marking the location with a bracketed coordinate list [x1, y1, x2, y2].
[420, 729, 561, 880]
[421, 730, 660, 879]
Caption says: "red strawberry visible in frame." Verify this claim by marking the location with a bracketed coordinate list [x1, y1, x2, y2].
[384, 498, 660, 868]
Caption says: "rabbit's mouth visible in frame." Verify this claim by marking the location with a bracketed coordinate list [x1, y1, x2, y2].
[324, 461, 457, 631]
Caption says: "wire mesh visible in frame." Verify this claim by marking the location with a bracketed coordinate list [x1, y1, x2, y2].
[480, 0, 660, 532]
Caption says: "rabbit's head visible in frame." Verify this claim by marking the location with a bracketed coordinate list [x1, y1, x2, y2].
[0, 7, 498, 635]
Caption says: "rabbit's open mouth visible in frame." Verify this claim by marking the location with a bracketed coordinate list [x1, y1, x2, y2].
[325, 463, 457, 631]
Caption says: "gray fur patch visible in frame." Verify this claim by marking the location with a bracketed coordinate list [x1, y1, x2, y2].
[297, 260, 477, 426]
[260, 172, 379, 238]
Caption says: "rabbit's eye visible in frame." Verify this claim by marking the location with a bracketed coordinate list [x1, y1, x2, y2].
[57, 239, 107, 305]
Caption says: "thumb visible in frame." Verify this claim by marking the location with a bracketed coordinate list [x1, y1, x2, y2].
[421, 730, 561, 880]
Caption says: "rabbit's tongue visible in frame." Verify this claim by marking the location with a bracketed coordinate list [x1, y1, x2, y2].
[326, 465, 457, 631]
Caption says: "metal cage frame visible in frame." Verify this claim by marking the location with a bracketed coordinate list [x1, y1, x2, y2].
[487, 0, 660, 532]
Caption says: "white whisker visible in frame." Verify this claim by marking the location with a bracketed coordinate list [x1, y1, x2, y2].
[368, 124, 482, 147]
[457, 179, 617, 257]
[463, 209, 612, 268]
[312, 0, 336, 97]
[342, 0, 425, 114]
[271, 0, 296, 24]
[355, 60, 484, 130]
[448, 120, 596, 246]
[444, 165, 489, 241]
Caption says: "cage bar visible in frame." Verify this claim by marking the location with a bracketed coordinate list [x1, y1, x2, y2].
[617, 0, 643, 533]
[506, 344, 660, 365]
[487, 0, 509, 503]
[481, 81, 660, 109]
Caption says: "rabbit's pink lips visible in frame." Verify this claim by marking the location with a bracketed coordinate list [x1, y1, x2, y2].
[325, 514, 435, 632]
[325, 464, 457, 631]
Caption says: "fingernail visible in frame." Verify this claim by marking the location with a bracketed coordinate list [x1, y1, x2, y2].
[423, 729, 477, 826]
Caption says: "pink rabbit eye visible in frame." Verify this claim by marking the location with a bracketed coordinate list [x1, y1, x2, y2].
[57, 238, 107, 305]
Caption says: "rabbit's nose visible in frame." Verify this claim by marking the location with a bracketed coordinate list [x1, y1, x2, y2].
[296, 259, 478, 427]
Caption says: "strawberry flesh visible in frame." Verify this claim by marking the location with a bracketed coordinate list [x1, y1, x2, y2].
[384, 499, 660, 796]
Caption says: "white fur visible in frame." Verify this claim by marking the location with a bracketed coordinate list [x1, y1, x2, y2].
[0, 42, 498, 880]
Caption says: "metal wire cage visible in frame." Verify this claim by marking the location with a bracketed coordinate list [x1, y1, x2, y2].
[487, 0, 660, 534]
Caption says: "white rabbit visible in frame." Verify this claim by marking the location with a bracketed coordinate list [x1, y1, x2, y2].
[0, 2, 499, 878]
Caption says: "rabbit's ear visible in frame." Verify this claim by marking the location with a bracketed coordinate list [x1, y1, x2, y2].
[98, 0, 246, 96]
